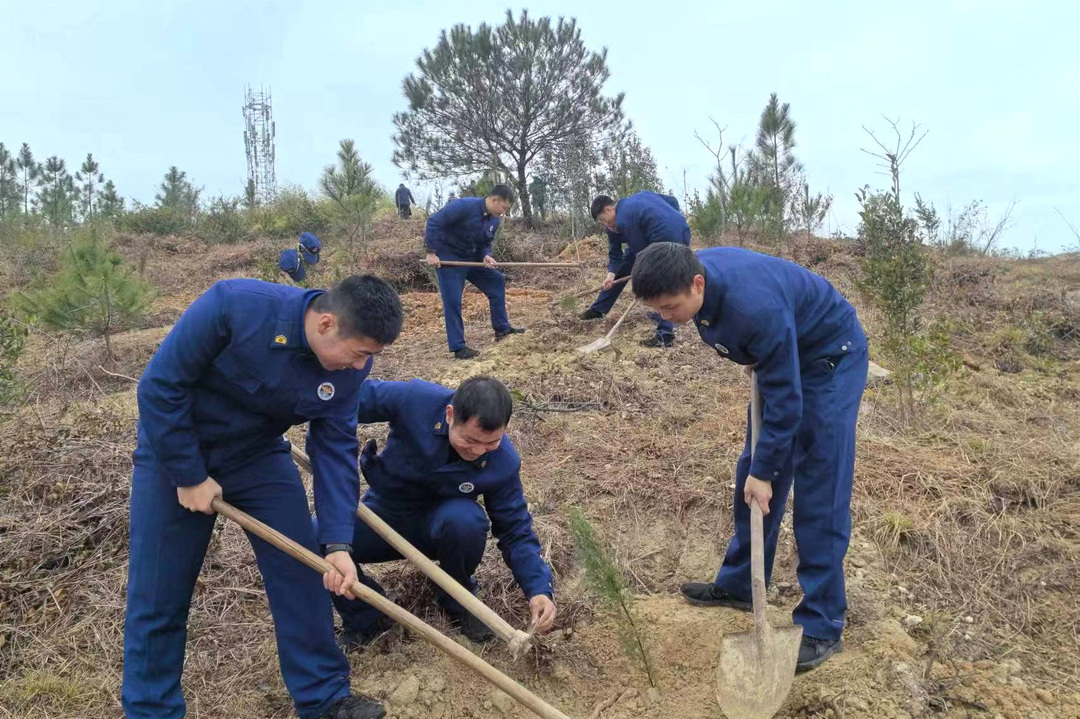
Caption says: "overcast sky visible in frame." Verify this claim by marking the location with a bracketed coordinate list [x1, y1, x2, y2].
[4, 0, 1078, 254]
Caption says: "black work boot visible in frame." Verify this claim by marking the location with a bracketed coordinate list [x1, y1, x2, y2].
[679, 582, 752, 610]
[578, 308, 604, 321]
[450, 611, 495, 644]
[494, 326, 526, 341]
[319, 695, 387, 719]
[796, 636, 843, 672]
[338, 616, 393, 651]
[453, 346, 480, 360]
[640, 334, 675, 348]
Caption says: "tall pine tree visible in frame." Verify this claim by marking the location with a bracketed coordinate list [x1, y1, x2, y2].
[0, 144, 18, 218]
[39, 156, 76, 226]
[75, 153, 105, 220]
[15, 143, 39, 216]
[754, 93, 800, 193]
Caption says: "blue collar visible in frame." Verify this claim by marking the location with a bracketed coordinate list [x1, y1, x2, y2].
[270, 289, 324, 352]
[693, 264, 724, 329]
[431, 406, 494, 469]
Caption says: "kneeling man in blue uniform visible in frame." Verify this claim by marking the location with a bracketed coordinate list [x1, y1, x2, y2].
[425, 185, 525, 360]
[580, 191, 691, 347]
[123, 275, 403, 719]
[630, 242, 869, 672]
[323, 376, 557, 646]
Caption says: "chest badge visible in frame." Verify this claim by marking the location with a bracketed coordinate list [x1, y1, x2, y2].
[274, 334, 288, 345]
[458, 482, 475, 494]
[714, 343, 729, 355]
[317, 382, 335, 401]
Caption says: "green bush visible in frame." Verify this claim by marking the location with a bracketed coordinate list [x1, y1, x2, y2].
[250, 185, 330, 239]
[0, 304, 28, 407]
[16, 229, 154, 360]
[689, 189, 726, 244]
[122, 204, 187, 235]
[202, 195, 247, 244]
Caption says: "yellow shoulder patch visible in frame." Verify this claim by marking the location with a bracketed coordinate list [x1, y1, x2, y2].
[274, 334, 288, 345]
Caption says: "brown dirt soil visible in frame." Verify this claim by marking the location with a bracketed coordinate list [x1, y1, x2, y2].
[2, 220, 1079, 719]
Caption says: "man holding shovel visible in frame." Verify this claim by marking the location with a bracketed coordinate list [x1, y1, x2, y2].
[123, 275, 403, 719]
[630, 242, 869, 672]
[321, 376, 556, 647]
[578, 191, 690, 347]
[425, 185, 525, 360]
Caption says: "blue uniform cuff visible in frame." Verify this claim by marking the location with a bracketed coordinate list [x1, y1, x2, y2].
[317, 522, 355, 547]
[166, 462, 210, 488]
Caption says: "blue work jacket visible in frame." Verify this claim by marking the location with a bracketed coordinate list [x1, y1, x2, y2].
[357, 379, 554, 599]
[691, 248, 862, 482]
[424, 197, 501, 261]
[607, 191, 691, 272]
[135, 279, 371, 545]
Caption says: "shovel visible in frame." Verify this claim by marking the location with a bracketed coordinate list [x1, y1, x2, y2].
[715, 372, 802, 719]
[576, 299, 638, 354]
[210, 497, 572, 719]
[290, 446, 534, 657]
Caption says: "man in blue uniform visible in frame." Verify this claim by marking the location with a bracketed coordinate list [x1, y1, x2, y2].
[321, 376, 557, 646]
[123, 275, 404, 719]
[394, 183, 414, 218]
[579, 192, 690, 348]
[425, 185, 525, 360]
[630, 242, 869, 672]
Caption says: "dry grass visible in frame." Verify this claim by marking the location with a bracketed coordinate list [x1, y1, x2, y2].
[2, 220, 1079, 718]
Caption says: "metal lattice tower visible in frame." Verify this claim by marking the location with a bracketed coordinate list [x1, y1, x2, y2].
[243, 86, 276, 203]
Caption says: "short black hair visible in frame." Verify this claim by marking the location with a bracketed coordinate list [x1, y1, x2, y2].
[312, 274, 404, 345]
[631, 242, 705, 301]
[590, 195, 615, 220]
[451, 376, 513, 432]
[488, 184, 516, 204]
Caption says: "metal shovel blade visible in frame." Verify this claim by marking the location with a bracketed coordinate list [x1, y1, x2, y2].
[715, 372, 802, 718]
[716, 622, 802, 719]
[576, 336, 612, 354]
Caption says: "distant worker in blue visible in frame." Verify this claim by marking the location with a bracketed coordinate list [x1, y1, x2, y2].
[322, 376, 557, 647]
[579, 191, 691, 347]
[425, 185, 525, 359]
[630, 242, 869, 672]
[123, 275, 404, 719]
[395, 183, 415, 219]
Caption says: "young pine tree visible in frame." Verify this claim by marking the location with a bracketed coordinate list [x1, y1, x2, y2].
[320, 139, 383, 253]
[568, 506, 656, 687]
[155, 166, 201, 226]
[97, 180, 125, 224]
[17, 231, 154, 360]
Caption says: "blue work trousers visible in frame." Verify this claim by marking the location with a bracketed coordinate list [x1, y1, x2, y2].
[715, 325, 869, 641]
[122, 446, 351, 719]
[436, 265, 511, 351]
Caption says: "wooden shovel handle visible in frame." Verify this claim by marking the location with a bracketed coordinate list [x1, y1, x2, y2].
[425, 260, 581, 268]
[210, 497, 572, 719]
[605, 298, 638, 340]
[570, 275, 630, 299]
[749, 373, 769, 633]
[290, 446, 530, 654]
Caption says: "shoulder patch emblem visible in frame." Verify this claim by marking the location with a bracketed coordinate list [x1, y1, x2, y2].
[317, 382, 335, 401]
[458, 482, 475, 494]
[274, 334, 288, 345]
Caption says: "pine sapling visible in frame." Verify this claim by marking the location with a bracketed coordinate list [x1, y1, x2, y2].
[568, 506, 656, 687]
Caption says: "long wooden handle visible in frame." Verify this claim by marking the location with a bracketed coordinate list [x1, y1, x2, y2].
[290, 446, 530, 654]
[570, 275, 630, 299]
[210, 498, 572, 719]
[748, 373, 768, 633]
[605, 298, 639, 340]
[423, 260, 581, 268]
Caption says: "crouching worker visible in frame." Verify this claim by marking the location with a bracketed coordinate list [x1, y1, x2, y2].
[630, 242, 869, 672]
[123, 275, 403, 719]
[321, 376, 556, 647]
